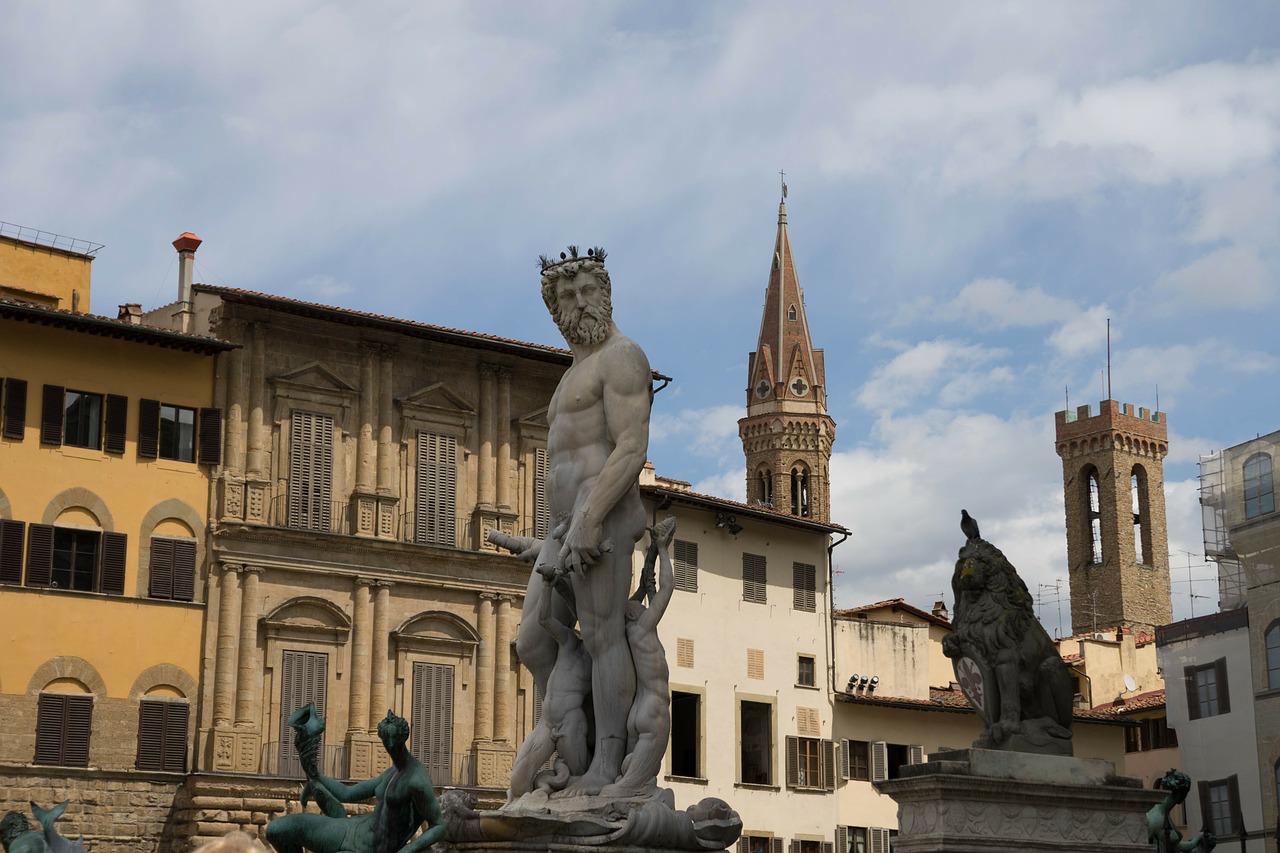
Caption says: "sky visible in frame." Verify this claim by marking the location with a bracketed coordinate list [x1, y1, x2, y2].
[3, 1, 1278, 634]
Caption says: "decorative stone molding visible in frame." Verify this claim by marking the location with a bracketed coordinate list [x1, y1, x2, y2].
[41, 486, 114, 530]
[261, 596, 352, 643]
[128, 663, 199, 700]
[27, 655, 107, 696]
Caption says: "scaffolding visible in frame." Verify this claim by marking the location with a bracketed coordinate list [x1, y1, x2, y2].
[1198, 451, 1247, 609]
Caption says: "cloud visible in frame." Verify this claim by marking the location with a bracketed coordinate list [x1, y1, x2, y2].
[1154, 245, 1273, 310]
[856, 339, 1010, 412]
[295, 274, 352, 300]
[1046, 304, 1112, 358]
[940, 278, 1078, 329]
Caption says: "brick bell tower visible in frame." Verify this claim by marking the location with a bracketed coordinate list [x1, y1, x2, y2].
[738, 185, 836, 522]
[1054, 400, 1173, 634]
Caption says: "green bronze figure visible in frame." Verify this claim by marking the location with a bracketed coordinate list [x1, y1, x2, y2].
[1, 802, 87, 853]
[265, 707, 444, 853]
[1146, 769, 1216, 853]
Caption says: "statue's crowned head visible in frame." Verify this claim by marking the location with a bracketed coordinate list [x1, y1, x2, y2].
[377, 709, 410, 748]
[0, 812, 28, 849]
[538, 247, 613, 346]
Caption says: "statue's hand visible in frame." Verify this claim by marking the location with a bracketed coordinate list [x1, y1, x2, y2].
[561, 512, 603, 573]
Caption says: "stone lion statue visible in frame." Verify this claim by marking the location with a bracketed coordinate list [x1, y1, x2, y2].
[942, 512, 1074, 755]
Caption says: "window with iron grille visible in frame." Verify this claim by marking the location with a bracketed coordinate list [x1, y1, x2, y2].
[34, 693, 92, 767]
[673, 539, 698, 592]
[793, 562, 816, 612]
[743, 553, 767, 604]
[136, 699, 189, 772]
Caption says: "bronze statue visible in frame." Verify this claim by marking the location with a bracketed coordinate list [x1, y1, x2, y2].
[942, 510, 1075, 755]
[1146, 769, 1216, 853]
[264, 706, 444, 853]
[1, 802, 87, 853]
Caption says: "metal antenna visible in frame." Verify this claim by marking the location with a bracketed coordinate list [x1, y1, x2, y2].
[1106, 318, 1112, 401]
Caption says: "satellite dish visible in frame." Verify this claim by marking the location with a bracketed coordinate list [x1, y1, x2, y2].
[1123, 673, 1137, 693]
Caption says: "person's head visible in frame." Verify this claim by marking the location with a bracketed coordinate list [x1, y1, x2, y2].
[197, 831, 269, 853]
[377, 710, 410, 750]
[539, 255, 613, 346]
[1, 813, 30, 850]
[1155, 768, 1191, 799]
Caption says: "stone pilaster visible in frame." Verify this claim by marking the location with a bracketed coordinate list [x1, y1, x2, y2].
[234, 566, 263, 725]
[347, 578, 380, 779]
[212, 563, 241, 728]
[350, 345, 380, 537]
[478, 365, 497, 508]
[368, 582, 392, 729]
[375, 347, 398, 496]
[220, 334, 248, 522]
[495, 367, 512, 510]
[493, 595, 514, 743]
[474, 594, 496, 742]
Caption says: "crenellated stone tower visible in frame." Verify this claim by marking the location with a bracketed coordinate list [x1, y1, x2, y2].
[1054, 400, 1173, 634]
[738, 190, 836, 522]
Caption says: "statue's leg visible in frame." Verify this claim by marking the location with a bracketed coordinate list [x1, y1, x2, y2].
[557, 707, 592, 777]
[507, 724, 555, 801]
[265, 813, 347, 853]
[514, 563, 559, 699]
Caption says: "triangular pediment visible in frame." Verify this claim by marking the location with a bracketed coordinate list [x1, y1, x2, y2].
[402, 382, 475, 414]
[272, 361, 358, 393]
[517, 405, 550, 429]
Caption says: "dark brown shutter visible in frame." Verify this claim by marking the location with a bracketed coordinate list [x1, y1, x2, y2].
[100, 532, 127, 595]
[64, 694, 92, 766]
[163, 701, 190, 771]
[823, 843, 834, 853]
[1198, 781, 1210, 832]
[836, 828, 848, 853]
[823, 739, 837, 790]
[35, 694, 66, 764]
[172, 539, 196, 602]
[149, 538, 173, 599]
[772, 838, 784, 853]
[785, 735, 799, 787]
[3, 378, 27, 440]
[137, 399, 160, 459]
[1215, 659, 1230, 714]
[136, 701, 165, 770]
[737, 839, 747, 853]
[1184, 667, 1201, 721]
[41, 385, 64, 445]
[104, 394, 128, 454]
[198, 407, 222, 466]
[25, 523, 53, 587]
[1227, 775, 1241, 835]
[0, 518, 25, 584]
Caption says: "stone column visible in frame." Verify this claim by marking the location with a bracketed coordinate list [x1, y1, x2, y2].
[246, 323, 266, 477]
[477, 366, 496, 508]
[376, 350, 397, 494]
[234, 565, 263, 726]
[220, 338, 249, 521]
[495, 368, 512, 510]
[356, 346, 377, 493]
[348, 579, 374, 734]
[474, 593, 496, 741]
[493, 595, 514, 742]
[368, 582, 392, 729]
[212, 563, 242, 728]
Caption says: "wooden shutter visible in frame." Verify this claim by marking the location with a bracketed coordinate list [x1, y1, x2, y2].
[676, 638, 694, 668]
[198, 407, 222, 466]
[35, 693, 92, 767]
[1227, 775, 1241, 835]
[63, 694, 94, 766]
[104, 394, 128, 454]
[3, 378, 27, 440]
[412, 662, 455, 784]
[785, 735, 799, 787]
[870, 741, 888, 783]
[737, 839, 747, 853]
[743, 553, 767, 603]
[25, 523, 53, 588]
[415, 432, 457, 546]
[909, 744, 925, 765]
[137, 399, 160, 458]
[836, 828, 848, 853]
[1197, 781, 1210, 834]
[747, 648, 765, 679]
[100, 532, 127, 595]
[789, 841, 796, 853]
[289, 412, 334, 531]
[40, 385, 64, 445]
[1215, 659, 1230, 715]
[822, 843, 833, 853]
[793, 562, 816, 612]
[149, 538, 174, 599]
[0, 519, 25, 584]
[869, 830, 889, 853]
[162, 701, 189, 772]
[771, 839, 783, 853]
[1184, 667, 1202, 721]
[840, 739, 851, 780]
[172, 539, 196, 602]
[674, 539, 698, 592]
[279, 651, 328, 776]
[823, 739, 837, 790]
[533, 447, 550, 539]
[136, 700, 165, 770]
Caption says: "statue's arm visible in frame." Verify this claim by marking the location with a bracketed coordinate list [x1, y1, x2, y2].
[398, 784, 447, 853]
[318, 769, 385, 803]
[562, 343, 651, 568]
[642, 542, 676, 626]
[537, 576, 573, 645]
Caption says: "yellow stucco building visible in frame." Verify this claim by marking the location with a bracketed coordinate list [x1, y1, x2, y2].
[0, 226, 233, 850]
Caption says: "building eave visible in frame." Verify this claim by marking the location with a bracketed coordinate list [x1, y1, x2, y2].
[0, 298, 237, 354]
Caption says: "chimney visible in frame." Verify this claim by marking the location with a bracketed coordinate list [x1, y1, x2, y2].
[117, 303, 142, 325]
[931, 599, 949, 621]
[173, 232, 202, 333]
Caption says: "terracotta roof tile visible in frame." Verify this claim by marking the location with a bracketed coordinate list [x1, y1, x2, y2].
[835, 685, 1124, 722]
[1, 297, 236, 353]
[1089, 688, 1166, 715]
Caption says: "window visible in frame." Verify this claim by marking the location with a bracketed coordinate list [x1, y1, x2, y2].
[797, 654, 816, 688]
[743, 553, 767, 604]
[287, 411, 335, 532]
[2, 377, 27, 439]
[785, 736, 835, 790]
[34, 693, 92, 767]
[1185, 659, 1230, 720]
[793, 562, 816, 612]
[791, 841, 826, 853]
[670, 691, 700, 778]
[747, 649, 765, 679]
[136, 699, 189, 772]
[411, 662, 454, 785]
[787, 304, 798, 321]
[138, 399, 222, 464]
[1124, 715, 1179, 753]
[278, 650, 328, 778]
[1199, 776, 1240, 837]
[22, 524, 127, 595]
[64, 390, 103, 448]
[841, 739, 869, 781]
[838, 829, 890, 853]
[414, 431, 458, 546]
[739, 701, 772, 785]
[533, 447, 550, 539]
[870, 740, 922, 782]
[149, 537, 196, 601]
[790, 467, 810, 517]
[673, 539, 698, 592]
[1132, 469, 1147, 566]
[1265, 620, 1280, 690]
[737, 836, 779, 853]
[1244, 453, 1274, 518]
[1087, 467, 1103, 565]
[756, 469, 773, 507]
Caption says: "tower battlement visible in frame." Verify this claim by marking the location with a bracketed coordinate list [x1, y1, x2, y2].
[1055, 400, 1168, 460]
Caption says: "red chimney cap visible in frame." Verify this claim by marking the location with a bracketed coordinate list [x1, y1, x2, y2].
[173, 232, 203, 253]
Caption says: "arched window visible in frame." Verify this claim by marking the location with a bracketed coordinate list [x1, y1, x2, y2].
[787, 304, 798, 321]
[1132, 466, 1151, 566]
[1267, 620, 1280, 690]
[1087, 468, 1103, 565]
[757, 469, 773, 508]
[791, 465, 810, 518]
[1244, 453, 1274, 519]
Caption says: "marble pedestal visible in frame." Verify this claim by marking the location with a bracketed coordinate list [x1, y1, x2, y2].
[875, 749, 1161, 853]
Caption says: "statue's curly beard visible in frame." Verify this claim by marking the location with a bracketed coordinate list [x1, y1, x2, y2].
[557, 303, 612, 346]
